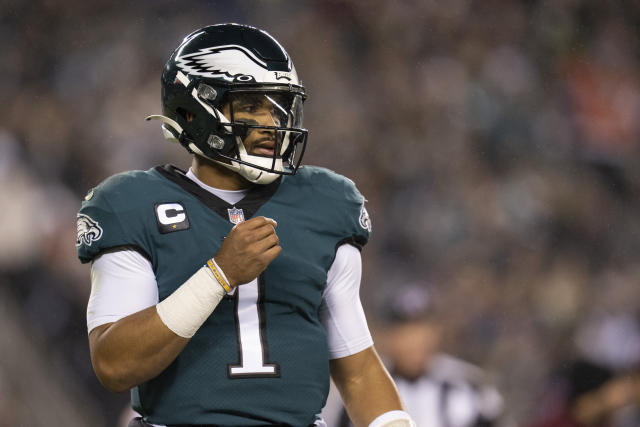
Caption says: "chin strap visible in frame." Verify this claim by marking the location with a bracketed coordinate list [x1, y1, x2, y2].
[146, 113, 226, 164]
[145, 114, 205, 158]
[145, 115, 183, 143]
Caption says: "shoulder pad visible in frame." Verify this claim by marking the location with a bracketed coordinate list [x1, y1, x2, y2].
[76, 170, 157, 263]
[292, 166, 371, 249]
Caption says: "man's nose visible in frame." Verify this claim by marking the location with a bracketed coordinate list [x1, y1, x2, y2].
[255, 110, 280, 127]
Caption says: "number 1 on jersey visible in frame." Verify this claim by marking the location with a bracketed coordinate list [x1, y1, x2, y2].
[228, 276, 280, 378]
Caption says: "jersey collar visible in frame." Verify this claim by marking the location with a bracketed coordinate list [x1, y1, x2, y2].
[154, 164, 281, 220]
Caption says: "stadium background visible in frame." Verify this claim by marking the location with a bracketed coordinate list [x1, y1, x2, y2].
[2, 0, 640, 425]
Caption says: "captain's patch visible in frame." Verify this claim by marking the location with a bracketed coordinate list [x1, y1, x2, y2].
[155, 202, 190, 234]
[76, 214, 103, 246]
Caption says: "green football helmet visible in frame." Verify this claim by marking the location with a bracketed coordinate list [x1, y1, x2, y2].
[148, 24, 308, 184]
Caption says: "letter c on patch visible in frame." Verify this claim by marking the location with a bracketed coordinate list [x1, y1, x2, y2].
[157, 203, 186, 225]
[155, 203, 190, 233]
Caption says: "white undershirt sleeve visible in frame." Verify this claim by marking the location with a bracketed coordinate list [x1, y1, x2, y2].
[87, 243, 374, 357]
[320, 244, 374, 359]
[87, 248, 158, 333]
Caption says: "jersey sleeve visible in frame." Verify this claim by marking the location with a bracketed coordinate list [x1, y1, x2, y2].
[76, 174, 153, 264]
[339, 180, 372, 251]
[306, 167, 372, 251]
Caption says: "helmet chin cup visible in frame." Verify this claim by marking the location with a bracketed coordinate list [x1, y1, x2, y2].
[239, 164, 280, 185]
[217, 136, 282, 184]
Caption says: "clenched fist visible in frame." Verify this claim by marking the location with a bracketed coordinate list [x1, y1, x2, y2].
[213, 216, 281, 288]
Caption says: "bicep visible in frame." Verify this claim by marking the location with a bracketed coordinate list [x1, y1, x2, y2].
[87, 248, 158, 333]
[320, 244, 373, 359]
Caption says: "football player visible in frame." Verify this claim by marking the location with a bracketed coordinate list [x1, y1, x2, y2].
[77, 24, 415, 427]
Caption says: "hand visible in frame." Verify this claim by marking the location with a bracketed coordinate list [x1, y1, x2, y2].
[213, 216, 281, 287]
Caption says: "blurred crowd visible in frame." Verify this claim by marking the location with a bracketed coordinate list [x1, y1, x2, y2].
[2, 0, 640, 425]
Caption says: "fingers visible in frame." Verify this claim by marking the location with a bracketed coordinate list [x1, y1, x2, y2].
[215, 216, 281, 287]
[252, 230, 280, 252]
[230, 217, 277, 243]
[261, 244, 282, 263]
[252, 223, 278, 242]
[234, 216, 277, 231]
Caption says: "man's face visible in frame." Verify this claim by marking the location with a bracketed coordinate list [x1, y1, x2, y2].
[221, 93, 289, 158]
[383, 320, 442, 380]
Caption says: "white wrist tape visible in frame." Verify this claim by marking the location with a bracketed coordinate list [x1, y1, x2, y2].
[156, 264, 227, 338]
[368, 410, 416, 427]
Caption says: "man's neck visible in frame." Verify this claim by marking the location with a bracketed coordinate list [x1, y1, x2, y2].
[191, 155, 252, 190]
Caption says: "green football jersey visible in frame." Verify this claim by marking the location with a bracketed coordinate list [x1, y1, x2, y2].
[76, 165, 371, 426]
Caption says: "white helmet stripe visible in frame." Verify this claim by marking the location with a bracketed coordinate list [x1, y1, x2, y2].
[176, 70, 191, 87]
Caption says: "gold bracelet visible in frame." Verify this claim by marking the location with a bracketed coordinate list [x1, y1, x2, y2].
[207, 259, 232, 293]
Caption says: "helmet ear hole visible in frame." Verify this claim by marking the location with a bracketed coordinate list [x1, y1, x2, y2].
[176, 108, 195, 122]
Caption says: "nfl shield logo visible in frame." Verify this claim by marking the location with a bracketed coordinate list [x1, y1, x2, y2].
[227, 208, 245, 224]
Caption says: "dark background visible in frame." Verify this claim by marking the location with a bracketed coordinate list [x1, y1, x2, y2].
[2, 1, 640, 425]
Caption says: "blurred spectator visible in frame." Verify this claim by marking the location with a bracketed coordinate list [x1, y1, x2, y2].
[531, 359, 640, 427]
[531, 304, 640, 427]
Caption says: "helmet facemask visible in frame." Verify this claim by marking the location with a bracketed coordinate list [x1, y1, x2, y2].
[206, 89, 307, 184]
[151, 76, 308, 185]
